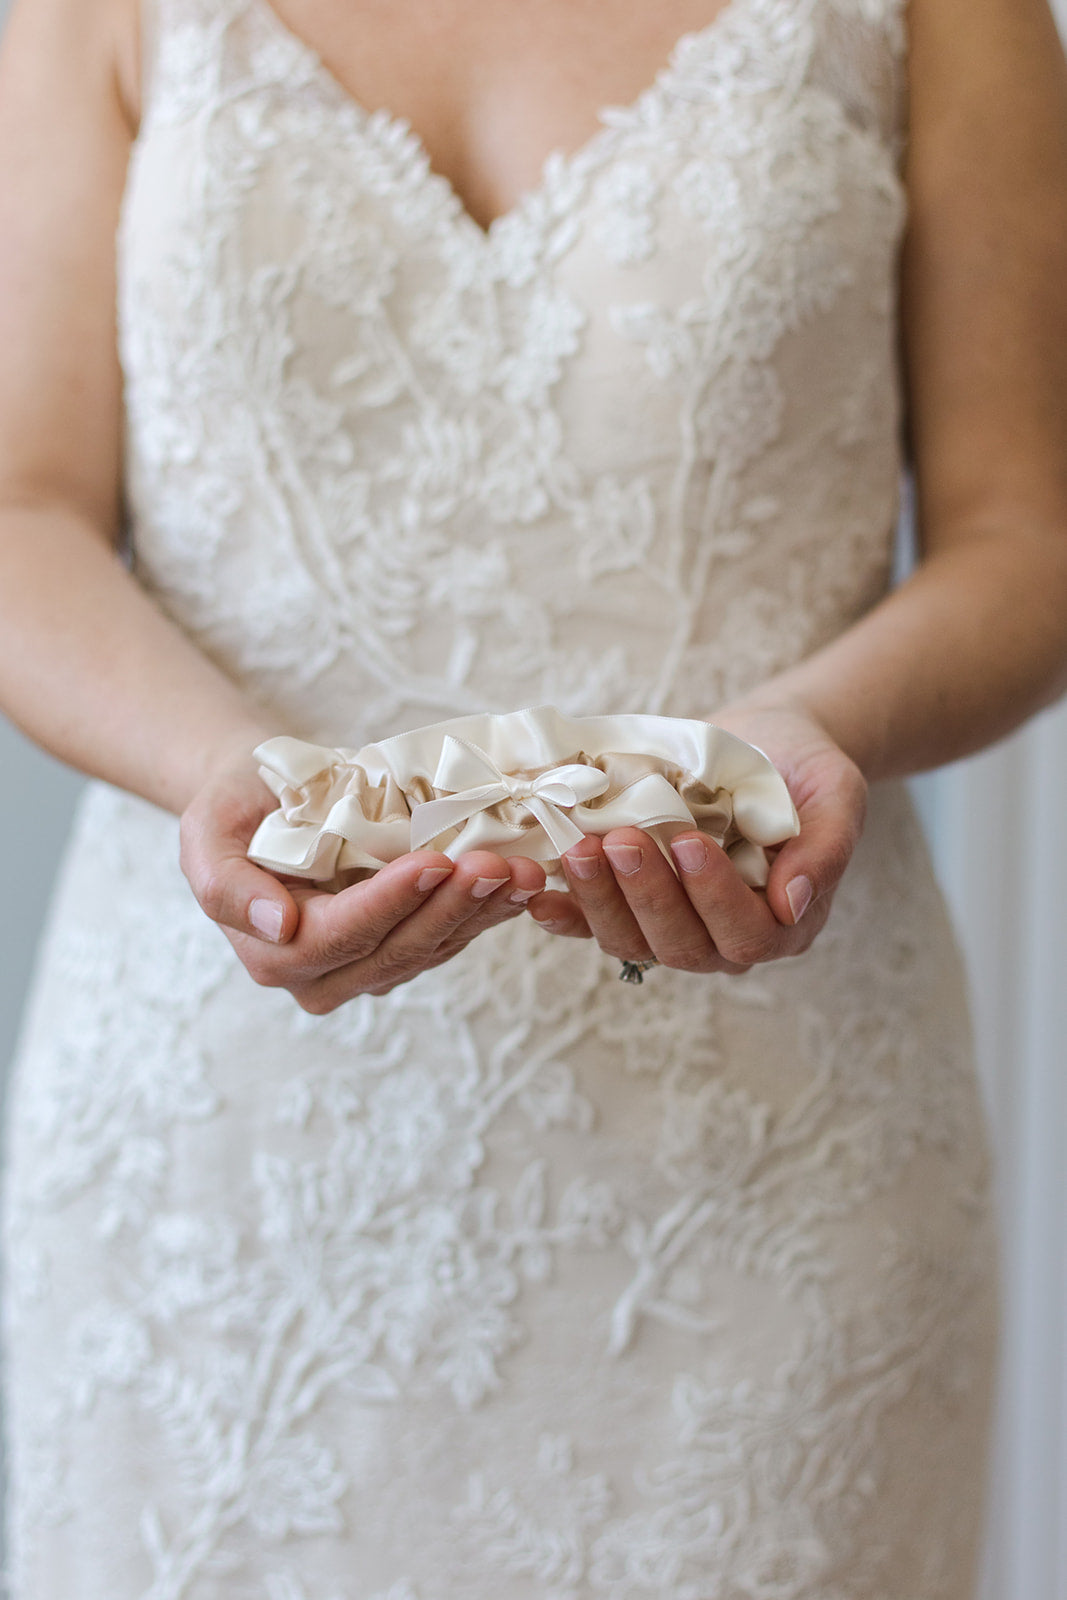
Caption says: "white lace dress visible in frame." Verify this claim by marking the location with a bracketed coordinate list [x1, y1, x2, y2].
[2, 1, 998, 1596]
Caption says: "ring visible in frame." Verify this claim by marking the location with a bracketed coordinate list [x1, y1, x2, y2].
[619, 957, 659, 985]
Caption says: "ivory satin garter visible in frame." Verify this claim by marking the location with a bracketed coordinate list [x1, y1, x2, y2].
[247, 707, 800, 888]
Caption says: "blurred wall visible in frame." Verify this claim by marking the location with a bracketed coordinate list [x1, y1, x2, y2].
[0, 724, 83, 1075]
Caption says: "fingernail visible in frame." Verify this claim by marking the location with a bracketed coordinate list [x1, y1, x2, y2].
[786, 875, 813, 924]
[471, 875, 509, 900]
[603, 843, 642, 876]
[534, 918, 568, 933]
[417, 866, 453, 893]
[508, 887, 538, 904]
[564, 850, 600, 880]
[670, 837, 707, 875]
[249, 898, 284, 942]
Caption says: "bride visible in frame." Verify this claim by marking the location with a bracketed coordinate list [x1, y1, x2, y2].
[0, 0, 1066, 1594]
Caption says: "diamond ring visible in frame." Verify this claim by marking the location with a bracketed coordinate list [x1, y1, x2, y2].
[618, 958, 659, 985]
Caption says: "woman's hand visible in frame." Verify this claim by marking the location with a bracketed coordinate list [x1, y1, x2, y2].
[179, 751, 546, 1010]
[526, 705, 867, 975]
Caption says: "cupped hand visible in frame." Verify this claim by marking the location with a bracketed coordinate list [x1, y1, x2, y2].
[179, 750, 546, 1009]
[525, 704, 867, 974]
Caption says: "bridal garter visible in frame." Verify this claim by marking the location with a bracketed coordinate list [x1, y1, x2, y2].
[247, 706, 800, 887]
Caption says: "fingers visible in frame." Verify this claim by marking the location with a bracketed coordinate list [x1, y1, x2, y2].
[526, 887, 595, 939]
[222, 851, 452, 995]
[556, 832, 745, 974]
[556, 836, 657, 960]
[299, 852, 467, 969]
[600, 828, 760, 973]
[665, 830, 802, 968]
[181, 749, 554, 1007]
[232, 850, 547, 1011]
[297, 852, 543, 1008]
[381, 854, 547, 980]
[533, 708, 867, 976]
[346, 851, 535, 973]
[557, 828, 817, 974]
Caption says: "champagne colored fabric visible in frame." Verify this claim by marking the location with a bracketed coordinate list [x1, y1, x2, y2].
[248, 707, 800, 884]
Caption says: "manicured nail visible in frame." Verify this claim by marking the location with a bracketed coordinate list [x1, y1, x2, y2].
[508, 887, 538, 904]
[564, 850, 600, 880]
[786, 875, 813, 924]
[471, 875, 509, 900]
[417, 866, 453, 893]
[249, 898, 284, 942]
[670, 837, 707, 875]
[603, 843, 642, 876]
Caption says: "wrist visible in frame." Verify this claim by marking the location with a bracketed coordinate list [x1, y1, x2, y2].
[714, 688, 883, 781]
[713, 692, 830, 743]
[171, 717, 283, 814]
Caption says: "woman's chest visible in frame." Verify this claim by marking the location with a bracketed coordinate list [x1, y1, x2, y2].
[249, 0, 734, 230]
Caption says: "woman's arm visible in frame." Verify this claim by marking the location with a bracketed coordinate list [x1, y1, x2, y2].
[0, 0, 543, 1004]
[739, 0, 1067, 780]
[0, 0, 267, 810]
[538, 0, 1067, 968]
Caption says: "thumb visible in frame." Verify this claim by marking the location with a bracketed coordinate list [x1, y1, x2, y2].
[180, 807, 301, 945]
[763, 773, 866, 929]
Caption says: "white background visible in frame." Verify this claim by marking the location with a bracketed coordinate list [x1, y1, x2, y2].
[1, 0, 1066, 1592]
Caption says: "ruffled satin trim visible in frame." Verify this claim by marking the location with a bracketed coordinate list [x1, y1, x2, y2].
[247, 706, 800, 886]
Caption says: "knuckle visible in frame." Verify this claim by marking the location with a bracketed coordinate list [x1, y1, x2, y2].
[721, 930, 778, 967]
[825, 844, 857, 896]
[847, 762, 869, 812]
[195, 869, 228, 925]
[296, 987, 335, 1016]
[361, 947, 416, 992]
[838, 766, 868, 844]
[317, 927, 373, 968]
[367, 971, 417, 995]
[661, 942, 715, 974]
[177, 806, 201, 859]
[597, 936, 641, 961]
[177, 826, 195, 882]
[243, 956, 288, 991]
[787, 904, 830, 956]
[431, 939, 466, 964]
[823, 836, 854, 886]
[639, 883, 683, 922]
[483, 902, 524, 928]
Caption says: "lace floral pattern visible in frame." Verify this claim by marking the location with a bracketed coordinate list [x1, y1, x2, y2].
[118, 0, 907, 739]
[3, 1, 996, 1596]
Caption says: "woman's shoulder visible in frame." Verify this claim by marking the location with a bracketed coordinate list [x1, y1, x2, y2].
[0, 0, 142, 136]
[0, 0, 142, 540]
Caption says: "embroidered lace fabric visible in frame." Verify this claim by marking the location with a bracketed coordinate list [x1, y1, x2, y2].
[2, 1, 997, 1597]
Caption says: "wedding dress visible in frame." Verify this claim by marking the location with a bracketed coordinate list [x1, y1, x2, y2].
[1, 0, 998, 1595]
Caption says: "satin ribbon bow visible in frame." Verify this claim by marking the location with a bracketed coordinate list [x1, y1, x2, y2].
[408, 735, 611, 854]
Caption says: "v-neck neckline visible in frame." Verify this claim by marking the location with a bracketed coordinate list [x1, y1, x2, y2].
[247, 0, 754, 239]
